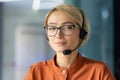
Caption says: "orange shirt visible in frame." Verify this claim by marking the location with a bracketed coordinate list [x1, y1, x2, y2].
[24, 54, 115, 80]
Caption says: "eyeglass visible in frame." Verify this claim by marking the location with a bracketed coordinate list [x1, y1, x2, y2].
[44, 24, 80, 36]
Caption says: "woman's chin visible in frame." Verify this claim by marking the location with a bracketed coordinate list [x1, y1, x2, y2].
[56, 50, 63, 53]
[55, 49, 64, 53]
[53, 47, 70, 53]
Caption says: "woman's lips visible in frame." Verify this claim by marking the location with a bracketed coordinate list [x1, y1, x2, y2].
[55, 42, 66, 46]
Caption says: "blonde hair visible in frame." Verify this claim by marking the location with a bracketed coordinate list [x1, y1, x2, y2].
[44, 4, 90, 47]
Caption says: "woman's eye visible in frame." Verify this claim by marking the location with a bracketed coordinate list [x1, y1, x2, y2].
[67, 26, 73, 29]
[65, 25, 73, 30]
[48, 27, 56, 30]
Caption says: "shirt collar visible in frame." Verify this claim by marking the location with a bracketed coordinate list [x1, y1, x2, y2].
[49, 53, 84, 72]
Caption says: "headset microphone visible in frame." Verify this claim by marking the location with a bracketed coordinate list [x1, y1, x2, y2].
[63, 49, 72, 55]
[63, 28, 87, 55]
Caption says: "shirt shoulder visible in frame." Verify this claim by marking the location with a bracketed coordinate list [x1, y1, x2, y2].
[24, 59, 55, 80]
[82, 56, 107, 68]
[26, 59, 54, 75]
[81, 56, 115, 80]
[30, 59, 52, 70]
[81, 56, 111, 75]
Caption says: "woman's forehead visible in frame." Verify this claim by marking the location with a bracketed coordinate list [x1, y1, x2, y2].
[47, 11, 77, 25]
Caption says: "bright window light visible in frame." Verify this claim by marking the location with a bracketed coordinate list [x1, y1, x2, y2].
[32, 0, 65, 10]
[0, 0, 22, 2]
[32, 0, 41, 11]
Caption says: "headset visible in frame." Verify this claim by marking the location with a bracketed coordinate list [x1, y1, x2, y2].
[63, 9, 88, 55]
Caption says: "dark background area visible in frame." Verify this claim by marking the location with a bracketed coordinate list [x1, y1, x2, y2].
[0, 3, 3, 80]
[114, 0, 120, 79]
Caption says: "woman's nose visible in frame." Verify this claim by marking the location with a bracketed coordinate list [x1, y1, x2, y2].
[55, 29, 63, 37]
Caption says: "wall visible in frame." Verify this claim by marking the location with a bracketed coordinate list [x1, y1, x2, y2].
[2, 3, 53, 80]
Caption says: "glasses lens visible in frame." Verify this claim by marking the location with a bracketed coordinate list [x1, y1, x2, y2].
[46, 26, 57, 36]
[61, 25, 75, 35]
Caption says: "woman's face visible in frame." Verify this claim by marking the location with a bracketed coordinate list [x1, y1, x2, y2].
[47, 11, 80, 53]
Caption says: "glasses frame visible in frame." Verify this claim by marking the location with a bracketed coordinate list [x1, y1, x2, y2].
[44, 24, 80, 37]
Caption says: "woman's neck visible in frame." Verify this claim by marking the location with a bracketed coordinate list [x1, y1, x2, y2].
[56, 50, 78, 68]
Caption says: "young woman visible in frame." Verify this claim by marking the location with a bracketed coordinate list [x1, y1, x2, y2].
[24, 4, 115, 80]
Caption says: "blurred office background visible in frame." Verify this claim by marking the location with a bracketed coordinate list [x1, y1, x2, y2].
[0, 0, 119, 80]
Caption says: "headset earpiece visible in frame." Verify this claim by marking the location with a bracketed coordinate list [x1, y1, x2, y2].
[80, 28, 87, 39]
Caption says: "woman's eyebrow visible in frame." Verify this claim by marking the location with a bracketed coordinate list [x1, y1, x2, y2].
[62, 22, 74, 25]
[47, 22, 74, 26]
[48, 23, 57, 25]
